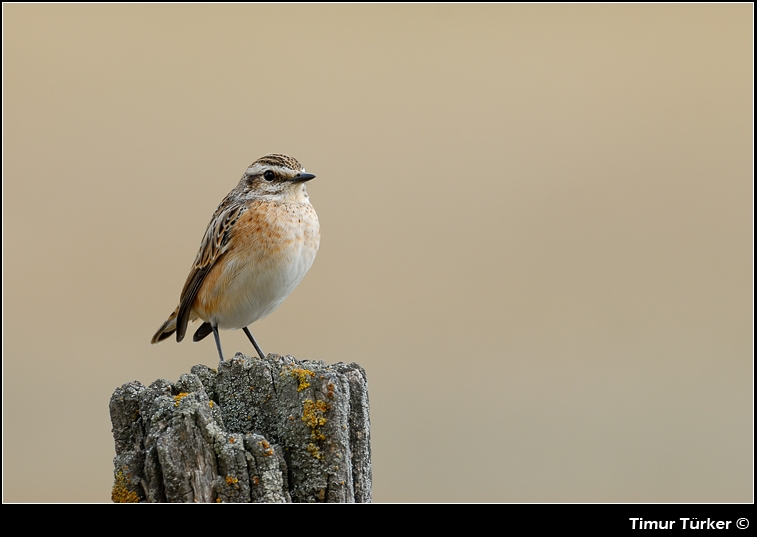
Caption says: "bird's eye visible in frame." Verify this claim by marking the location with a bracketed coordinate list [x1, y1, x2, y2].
[263, 170, 275, 182]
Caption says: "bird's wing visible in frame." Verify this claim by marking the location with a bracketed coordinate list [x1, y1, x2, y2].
[175, 197, 247, 342]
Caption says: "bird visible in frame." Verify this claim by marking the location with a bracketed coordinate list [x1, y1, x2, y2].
[151, 153, 320, 362]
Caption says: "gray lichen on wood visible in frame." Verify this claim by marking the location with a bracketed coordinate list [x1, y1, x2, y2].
[109, 353, 371, 503]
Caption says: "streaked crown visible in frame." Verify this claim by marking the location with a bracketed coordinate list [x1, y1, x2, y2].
[246, 154, 305, 177]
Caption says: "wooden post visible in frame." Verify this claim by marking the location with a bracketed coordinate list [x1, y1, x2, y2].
[110, 354, 371, 503]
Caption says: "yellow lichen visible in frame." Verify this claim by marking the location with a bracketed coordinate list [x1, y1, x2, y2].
[306, 443, 323, 460]
[173, 392, 190, 407]
[287, 368, 316, 392]
[302, 399, 329, 446]
[225, 476, 239, 486]
[111, 470, 140, 503]
[208, 400, 214, 408]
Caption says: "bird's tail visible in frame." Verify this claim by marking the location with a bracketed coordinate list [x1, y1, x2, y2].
[151, 307, 179, 344]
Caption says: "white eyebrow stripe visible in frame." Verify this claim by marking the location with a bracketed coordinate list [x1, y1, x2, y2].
[246, 164, 293, 175]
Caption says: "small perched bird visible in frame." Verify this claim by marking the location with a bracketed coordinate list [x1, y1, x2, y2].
[151, 154, 320, 362]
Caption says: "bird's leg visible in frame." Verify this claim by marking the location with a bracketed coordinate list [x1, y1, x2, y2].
[243, 327, 266, 359]
[211, 324, 225, 362]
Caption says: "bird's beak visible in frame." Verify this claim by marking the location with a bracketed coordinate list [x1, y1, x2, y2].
[292, 172, 316, 183]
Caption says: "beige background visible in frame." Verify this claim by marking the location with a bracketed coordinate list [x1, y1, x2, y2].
[3, 4, 752, 502]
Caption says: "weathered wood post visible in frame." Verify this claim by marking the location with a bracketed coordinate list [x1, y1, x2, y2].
[110, 353, 371, 502]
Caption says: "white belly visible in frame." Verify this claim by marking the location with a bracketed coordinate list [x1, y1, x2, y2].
[213, 239, 318, 329]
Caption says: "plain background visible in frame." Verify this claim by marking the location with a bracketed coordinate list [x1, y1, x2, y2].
[2, 4, 752, 502]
